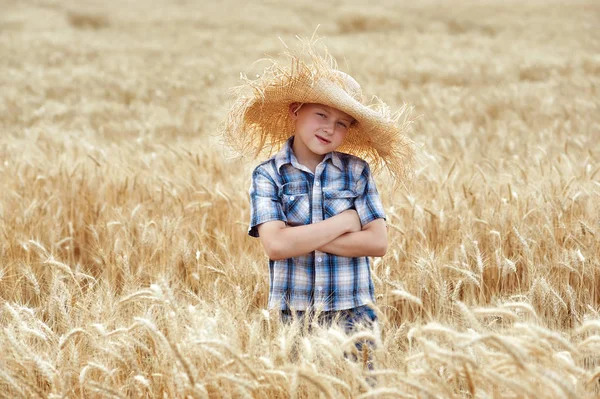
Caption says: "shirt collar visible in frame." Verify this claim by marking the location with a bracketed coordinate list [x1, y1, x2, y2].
[275, 136, 343, 173]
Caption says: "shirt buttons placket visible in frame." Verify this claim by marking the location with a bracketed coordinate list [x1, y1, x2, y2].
[313, 169, 325, 306]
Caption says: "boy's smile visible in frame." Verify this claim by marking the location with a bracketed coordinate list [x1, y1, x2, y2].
[315, 134, 331, 144]
[289, 103, 355, 171]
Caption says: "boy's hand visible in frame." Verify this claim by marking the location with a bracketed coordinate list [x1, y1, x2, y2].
[339, 209, 362, 233]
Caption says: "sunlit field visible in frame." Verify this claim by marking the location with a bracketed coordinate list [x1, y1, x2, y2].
[1, 0, 599, 397]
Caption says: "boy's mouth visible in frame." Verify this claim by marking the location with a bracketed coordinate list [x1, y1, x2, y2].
[315, 134, 331, 144]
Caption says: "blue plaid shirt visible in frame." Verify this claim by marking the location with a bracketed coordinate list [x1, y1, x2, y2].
[248, 136, 386, 311]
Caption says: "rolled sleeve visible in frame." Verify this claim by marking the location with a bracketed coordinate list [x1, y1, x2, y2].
[248, 166, 286, 237]
[353, 163, 386, 227]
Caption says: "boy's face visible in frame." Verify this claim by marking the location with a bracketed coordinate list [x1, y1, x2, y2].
[289, 103, 355, 156]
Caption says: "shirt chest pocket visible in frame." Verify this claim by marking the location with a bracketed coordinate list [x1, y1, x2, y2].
[279, 181, 311, 226]
[322, 188, 358, 219]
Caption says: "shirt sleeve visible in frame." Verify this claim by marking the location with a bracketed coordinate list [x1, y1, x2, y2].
[248, 165, 287, 238]
[353, 162, 386, 227]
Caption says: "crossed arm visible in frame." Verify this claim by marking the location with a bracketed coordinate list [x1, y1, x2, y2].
[256, 210, 387, 261]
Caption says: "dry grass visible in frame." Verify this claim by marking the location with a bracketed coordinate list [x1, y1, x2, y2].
[1, 0, 599, 397]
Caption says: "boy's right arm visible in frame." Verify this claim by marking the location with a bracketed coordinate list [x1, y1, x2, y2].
[257, 209, 361, 261]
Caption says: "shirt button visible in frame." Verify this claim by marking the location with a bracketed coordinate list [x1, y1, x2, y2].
[315, 181, 320, 187]
[317, 257, 322, 263]
[290, 196, 295, 200]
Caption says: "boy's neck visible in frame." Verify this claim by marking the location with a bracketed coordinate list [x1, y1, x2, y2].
[291, 136, 326, 174]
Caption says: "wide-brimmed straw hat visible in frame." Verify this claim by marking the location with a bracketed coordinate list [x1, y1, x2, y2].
[221, 37, 416, 183]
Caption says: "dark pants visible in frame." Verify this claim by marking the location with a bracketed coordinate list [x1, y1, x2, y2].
[280, 304, 377, 370]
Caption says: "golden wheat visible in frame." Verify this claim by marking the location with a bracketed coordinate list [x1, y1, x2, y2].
[1, 0, 599, 397]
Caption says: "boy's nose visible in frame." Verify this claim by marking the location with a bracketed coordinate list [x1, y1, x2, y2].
[323, 122, 335, 135]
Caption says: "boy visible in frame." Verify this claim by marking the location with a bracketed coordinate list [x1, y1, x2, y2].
[250, 102, 387, 333]
[222, 39, 414, 336]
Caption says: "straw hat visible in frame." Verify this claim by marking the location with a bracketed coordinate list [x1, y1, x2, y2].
[221, 37, 416, 184]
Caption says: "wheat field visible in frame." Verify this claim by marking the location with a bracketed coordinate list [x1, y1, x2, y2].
[1, 0, 599, 397]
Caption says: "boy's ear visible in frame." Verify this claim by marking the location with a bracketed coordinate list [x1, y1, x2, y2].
[288, 102, 302, 119]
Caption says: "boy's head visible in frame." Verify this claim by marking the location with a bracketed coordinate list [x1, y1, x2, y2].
[288, 102, 356, 155]
[221, 36, 416, 184]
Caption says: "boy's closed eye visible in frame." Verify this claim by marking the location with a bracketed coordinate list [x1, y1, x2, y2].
[316, 112, 349, 129]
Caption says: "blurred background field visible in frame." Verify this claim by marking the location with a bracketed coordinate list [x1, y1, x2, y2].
[1, 0, 599, 397]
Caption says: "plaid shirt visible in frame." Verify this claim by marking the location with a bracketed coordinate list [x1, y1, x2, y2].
[248, 136, 386, 311]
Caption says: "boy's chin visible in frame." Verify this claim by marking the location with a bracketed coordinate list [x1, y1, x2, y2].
[309, 146, 334, 155]
[309, 142, 339, 154]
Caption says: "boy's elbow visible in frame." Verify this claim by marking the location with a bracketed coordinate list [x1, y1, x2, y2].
[263, 242, 279, 260]
[363, 219, 387, 257]
[264, 240, 287, 261]
[258, 223, 289, 260]
[373, 241, 388, 257]
[267, 248, 284, 261]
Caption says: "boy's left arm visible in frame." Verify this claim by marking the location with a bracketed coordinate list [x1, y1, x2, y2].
[317, 218, 387, 257]
[318, 163, 388, 257]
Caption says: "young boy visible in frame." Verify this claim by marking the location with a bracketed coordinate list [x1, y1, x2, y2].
[249, 102, 387, 333]
[222, 39, 414, 335]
